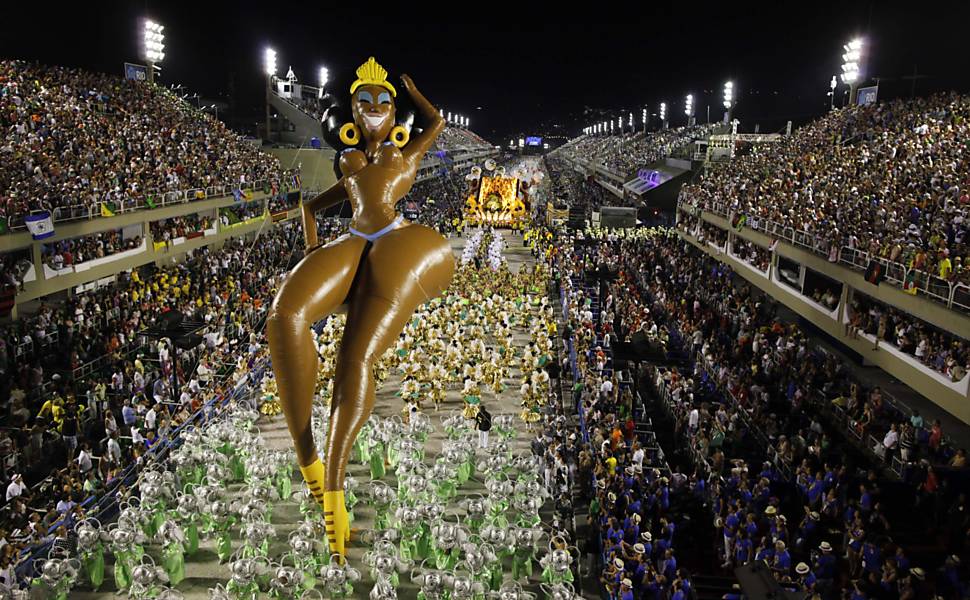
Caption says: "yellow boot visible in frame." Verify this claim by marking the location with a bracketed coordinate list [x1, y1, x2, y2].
[299, 459, 327, 512]
[323, 490, 349, 558]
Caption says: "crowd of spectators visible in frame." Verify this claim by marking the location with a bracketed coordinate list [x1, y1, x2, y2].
[149, 213, 213, 244]
[679, 93, 970, 291]
[0, 60, 287, 227]
[220, 201, 265, 226]
[41, 230, 143, 270]
[847, 293, 970, 382]
[556, 124, 721, 178]
[575, 224, 968, 598]
[541, 227, 698, 600]
[433, 127, 494, 153]
[0, 218, 348, 576]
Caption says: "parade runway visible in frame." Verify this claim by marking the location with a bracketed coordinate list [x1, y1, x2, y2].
[76, 230, 552, 599]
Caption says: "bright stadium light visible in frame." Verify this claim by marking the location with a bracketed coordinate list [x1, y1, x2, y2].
[264, 48, 277, 77]
[723, 81, 734, 110]
[841, 37, 864, 104]
[684, 94, 694, 116]
[659, 102, 667, 124]
[447, 111, 453, 124]
[841, 38, 863, 84]
[318, 66, 329, 88]
[263, 47, 277, 142]
[518, 138, 524, 148]
[829, 75, 838, 110]
[142, 19, 165, 83]
[628, 112, 633, 128]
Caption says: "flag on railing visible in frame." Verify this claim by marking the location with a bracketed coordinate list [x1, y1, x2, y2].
[24, 211, 54, 239]
[731, 213, 747, 231]
[232, 189, 242, 203]
[242, 189, 254, 201]
[0, 216, 7, 235]
[100, 201, 117, 218]
[768, 238, 778, 252]
[144, 195, 157, 210]
[902, 271, 919, 295]
[291, 174, 301, 188]
[194, 190, 206, 200]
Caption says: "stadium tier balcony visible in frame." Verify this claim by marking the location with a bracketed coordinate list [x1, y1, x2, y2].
[0, 60, 290, 233]
[555, 124, 720, 179]
[678, 92, 970, 312]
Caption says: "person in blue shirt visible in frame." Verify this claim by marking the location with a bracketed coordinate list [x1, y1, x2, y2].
[639, 531, 654, 559]
[618, 578, 634, 600]
[660, 549, 677, 581]
[807, 473, 825, 507]
[754, 537, 773, 564]
[861, 540, 881, 575]
[814, 541, 837, 580]
[734, 531, 752, 565]
[859, 484, 873, 516]
[670, 579, 686, 600]
[795, 562, 816, 592]
[772, 540, 791, 576]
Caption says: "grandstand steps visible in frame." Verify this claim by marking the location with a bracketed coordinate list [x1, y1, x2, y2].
[267, 91, 324, 146]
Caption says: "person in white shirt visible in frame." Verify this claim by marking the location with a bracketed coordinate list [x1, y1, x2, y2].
[106, 434, 122, 465]
[688, 408, 700, 433]
[599, 378, 614, 399]
[882, 423, 899, 455]
[632, 446, 645, 469]
[76, 444, 93, 473]
[145, 404, 157, 431]
[5, 474, 27, 502]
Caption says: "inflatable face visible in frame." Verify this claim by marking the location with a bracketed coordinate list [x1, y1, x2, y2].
[353, 84, 396, 145]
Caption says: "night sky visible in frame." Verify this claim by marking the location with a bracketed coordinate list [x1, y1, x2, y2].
[2, 2, 968, 143]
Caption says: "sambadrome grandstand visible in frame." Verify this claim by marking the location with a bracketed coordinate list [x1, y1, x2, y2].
[1, 18, 969, 600]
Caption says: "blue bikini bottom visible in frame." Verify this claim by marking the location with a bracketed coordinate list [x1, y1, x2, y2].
[348, 215, 405, 242]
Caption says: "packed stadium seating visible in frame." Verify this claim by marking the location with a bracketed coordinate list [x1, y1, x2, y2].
[0, 60, 289, 229]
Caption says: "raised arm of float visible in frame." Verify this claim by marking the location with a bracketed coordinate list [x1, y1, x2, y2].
[400, 74, 446, 176]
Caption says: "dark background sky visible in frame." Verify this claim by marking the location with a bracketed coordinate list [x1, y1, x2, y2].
[2, 2, 969, 143]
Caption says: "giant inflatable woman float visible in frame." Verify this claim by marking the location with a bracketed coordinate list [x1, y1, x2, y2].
[266, 57, 455, 557]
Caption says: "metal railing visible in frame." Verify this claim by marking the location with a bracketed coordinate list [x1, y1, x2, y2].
[677, 199, 970, 313]
[6, 175, 297, 233]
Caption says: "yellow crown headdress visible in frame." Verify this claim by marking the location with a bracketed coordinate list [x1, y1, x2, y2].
[350, 57, 396, 97]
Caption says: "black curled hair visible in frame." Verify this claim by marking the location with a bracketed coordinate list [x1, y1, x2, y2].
[320, 63, 426, 178]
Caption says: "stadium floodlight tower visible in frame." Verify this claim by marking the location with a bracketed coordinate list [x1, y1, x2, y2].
[829, 75, 837, 110]
[659, 102, 667, 129]
[628, 112, 633, 132]
[142, 19, 165, 83]
[318, 66, 329, 98]
[841, 38, 864, 105]
[263, 47, 277, 142]
[642, 108, 648, 133]
[722, 81, 734, 121]
[684, 94, 694, 126]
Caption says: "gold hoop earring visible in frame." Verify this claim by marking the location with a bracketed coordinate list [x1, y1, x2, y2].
[339, 123, 361, 146]
[389, 125, 409, 148]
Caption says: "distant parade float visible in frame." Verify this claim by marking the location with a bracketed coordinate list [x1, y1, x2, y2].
[463, 160, 544, 227]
